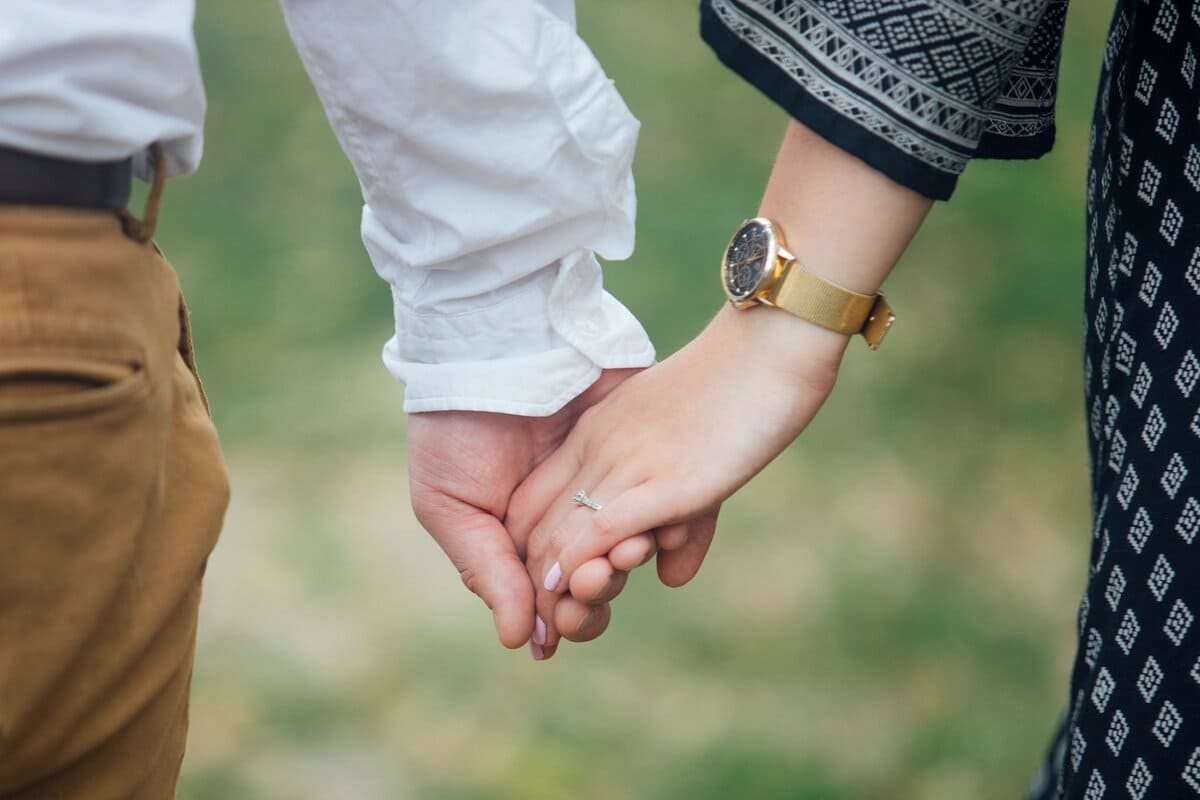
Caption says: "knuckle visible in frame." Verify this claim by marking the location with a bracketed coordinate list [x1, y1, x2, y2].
[666, 480, 704, 520]
[409, 485, 452, 532]
[456, 565, 486, 602]
[576, 403, 601, 433]
[525, 524, 548, 557]
[591, 510, 618, 541]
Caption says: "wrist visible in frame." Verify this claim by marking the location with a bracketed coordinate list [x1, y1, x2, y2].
[757, 122, 932, 297]
[708, 301, 849, 385]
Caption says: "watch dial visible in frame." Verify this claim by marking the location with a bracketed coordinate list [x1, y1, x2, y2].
[723, 220, 773, 301]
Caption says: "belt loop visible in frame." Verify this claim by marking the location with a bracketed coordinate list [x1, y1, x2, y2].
[119, 143, 166, 243]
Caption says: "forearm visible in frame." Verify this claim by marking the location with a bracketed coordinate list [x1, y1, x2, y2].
[710, 120, 935, 370]
[760, 120, 933, 296]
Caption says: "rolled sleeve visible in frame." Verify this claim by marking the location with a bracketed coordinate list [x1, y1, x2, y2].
[282, 0, 654, 415]
[371, 220, 656, 414]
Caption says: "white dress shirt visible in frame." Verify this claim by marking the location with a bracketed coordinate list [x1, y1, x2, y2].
[1, 0, 655, 415]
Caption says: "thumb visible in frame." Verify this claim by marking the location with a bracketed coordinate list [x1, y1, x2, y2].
[417, 494, 536, 649]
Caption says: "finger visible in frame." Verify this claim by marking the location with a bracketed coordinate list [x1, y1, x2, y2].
[555, 596, 612, 643]
[608, 532, 657, 572]
[655, 523, 690, 551]
[524, 467, 613, 656]
[535, 582, 564, 656]
[552, 480, 686, 586]
[416, 494, 536, 649]
[531, 557, 620, 656]
[569, 557, 628, 604]
[530, 637, 558, 661]
[505, 440, 581, 558]
[533, 559, 627, 656]
[657, 508, 720, 588]
[524, 455, 624, 660]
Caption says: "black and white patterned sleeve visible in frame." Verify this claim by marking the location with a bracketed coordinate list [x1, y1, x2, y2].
[700, 0, 1070, 200]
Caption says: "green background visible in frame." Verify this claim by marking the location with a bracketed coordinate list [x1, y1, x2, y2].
[167, 2, 1110, 798]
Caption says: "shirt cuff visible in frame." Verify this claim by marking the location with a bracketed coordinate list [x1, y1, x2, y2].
[385, 249, 655, 415]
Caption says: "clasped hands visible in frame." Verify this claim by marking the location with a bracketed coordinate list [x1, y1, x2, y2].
[407, 305, 848, 660]
[407, 366, 710, 661]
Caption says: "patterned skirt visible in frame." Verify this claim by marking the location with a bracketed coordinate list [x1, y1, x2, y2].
[1029, 1, 1200, 797]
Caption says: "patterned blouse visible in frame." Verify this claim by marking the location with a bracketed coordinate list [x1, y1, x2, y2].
[700, 0, 1071, 199]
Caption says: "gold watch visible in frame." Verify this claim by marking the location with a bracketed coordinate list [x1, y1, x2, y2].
[720, 217, 895, 350]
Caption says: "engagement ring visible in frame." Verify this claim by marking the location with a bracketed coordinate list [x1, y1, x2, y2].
[571, 490, 602, 511]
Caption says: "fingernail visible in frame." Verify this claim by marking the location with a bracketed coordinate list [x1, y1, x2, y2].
[544, 562, 563, 592]
[529, 640, 545, 661]
[533, 615, 547, 646]
[575, 608, 597, 638]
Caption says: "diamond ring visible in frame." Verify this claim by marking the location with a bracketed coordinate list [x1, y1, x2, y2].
[571, 490, 602, 511]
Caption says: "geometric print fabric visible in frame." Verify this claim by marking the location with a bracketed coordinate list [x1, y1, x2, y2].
[1029, 1, 1200, 797]
[699, 0, 1198, 792]
[700, 0, 1070, 200]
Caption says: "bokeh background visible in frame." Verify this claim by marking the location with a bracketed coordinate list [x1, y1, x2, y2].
[166, 2, 1110, 798]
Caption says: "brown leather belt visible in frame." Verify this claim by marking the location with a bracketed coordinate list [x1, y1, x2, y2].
[0, 145, 132, 210]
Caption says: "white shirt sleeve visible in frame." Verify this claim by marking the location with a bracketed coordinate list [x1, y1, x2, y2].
[280, 0, 656, 416]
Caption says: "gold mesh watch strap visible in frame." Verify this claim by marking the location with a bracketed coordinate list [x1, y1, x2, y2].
[767, 264, 895, 350]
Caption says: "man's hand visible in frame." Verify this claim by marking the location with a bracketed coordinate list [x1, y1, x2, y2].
[407, 368, 663, 656]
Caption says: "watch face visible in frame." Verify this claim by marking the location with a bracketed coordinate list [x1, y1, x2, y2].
[722, 219, 776, 302]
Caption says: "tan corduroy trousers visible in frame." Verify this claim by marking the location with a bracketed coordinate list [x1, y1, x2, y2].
[0, 200, 229, 798]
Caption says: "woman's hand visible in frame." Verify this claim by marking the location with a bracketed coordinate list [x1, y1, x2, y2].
[504, 302, 852, 657]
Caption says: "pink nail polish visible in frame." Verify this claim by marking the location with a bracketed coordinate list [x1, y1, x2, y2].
[533, 615, 547, 646]
[529, 640, 545, 661]
[543, 562, 563, 592]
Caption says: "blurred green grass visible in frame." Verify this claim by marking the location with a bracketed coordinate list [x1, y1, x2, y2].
[166, 2, 1109, 798]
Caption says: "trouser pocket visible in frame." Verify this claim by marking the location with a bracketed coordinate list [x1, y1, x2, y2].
[0, 314, 149, 422]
